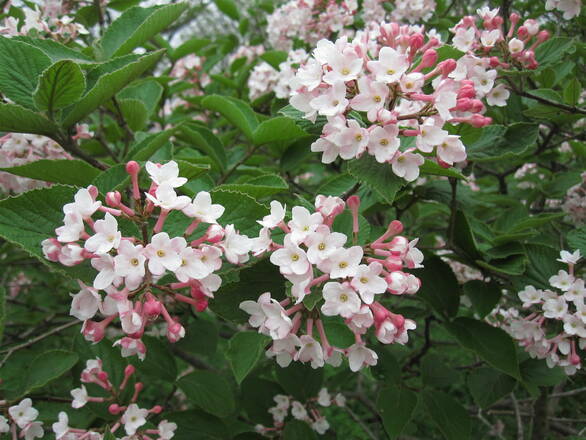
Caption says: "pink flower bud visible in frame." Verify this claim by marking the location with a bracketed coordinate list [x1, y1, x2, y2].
[536, 30, 550, 43]
[125, 161, 140, 176]
[205, 224, 225, 243]
[509, 12, 520, 25]
[109, 404, 122, 415]
[143, 296, 162, 317]
[88, 185, 99, 199]
[409, 33, 424, 53]
[150, 405, 163, 414]
[469, 114, 492, 128]
[124, 365, 136, 377]
[97, 371, 109, 382]
[492, 16, 503, 28]
[438, 59, 457, 77]
[134, 382, 144, 393]
[517, 26, 529, 39]
[420, 49, 438, 69]
[106, 191, 121, 207]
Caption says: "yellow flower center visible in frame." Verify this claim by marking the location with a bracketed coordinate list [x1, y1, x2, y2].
[386, 68, 395, 75]
[291, 254, 300, 262]
[130, 258, 139, 266]
[338, 261, 348, 269]
[373, 95, 382, 103]
[341, 67, 350, 75]
[380, 138, 389, 146]
[339, 293, 348, 302]
[318, 243, 326, 251]
[157, 250, 165, 257]
[360, 277, 369, 284]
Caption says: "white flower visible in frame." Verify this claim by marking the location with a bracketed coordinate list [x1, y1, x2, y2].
[453, 27, 475, 52]
[322, 50, 363, 84]
[63, 187, 101, 219]
[56, 211, 85, 243]
[9, 398, 38, 429]
[182, 191, 225, 224]
[320, 246, 363, 278]
[270, 236, 311, 275]
[312, 417, 330, 434]
[145, 161, 187, 188]
[417, 122, 449, 153]
[258, 201, 286, 229]
[52, 412, 69, 439]
[219, 224, 252, 264]
[347, 343, 378, 372]
[240, 292, 272, 330]
[114, 241, 146, 290]
[549, 270, 575, 291]
[291, 401, 308, 420]
[508, 38, 524, 54]
[70, 282, 101, 321]
[347, 305, 374, 334]
[121, 404, 148, 435]
[70, 386, 88, 409]
[486, 83, 510, 107]
[295, 335, 325, 368]
[542, 297, 568, 319]
[91, 254, 117, 290]
[321, 282, 361, 318]
[367, 46, 409, 83]
[563, 314, 586, 337]
[350, 262, 387, 304]
[145, 184, 191, 211]
[305, 226, 347, 265]
[144, 233, 185, 276]
[288, 206, 323, 244]
[564, 279, 586, 304]
[367, 124, 400, 163]
[267, 334, 301, 367]
[158, 420, 178, 440]
[391, 151, 424, 182]
[558, 250, 582, 265]
[84, 213, 121, 254]
[518, 285, 543, 308]
[175, 247, 209, 282]
[317, 388, 331, 407]
[0, 416, 8, 433]
[21, 421, 44, 440]
[310, 81, 349, 116]
[333, 393, 346, 406]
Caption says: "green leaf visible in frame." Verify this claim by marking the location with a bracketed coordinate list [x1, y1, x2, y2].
[446, 317, 520, 379]
[0, 185, 94, 282]
[422, 390, 471, 440]
[377, 386, 418, 439]
[278, 104, 327, 135]
[283, 420, 317, 440]
[420, 160, 466, 179]
[467, 368, 515, 409]
[276, 363, 323, 401]
[179, 124, 227, 171]
[213, 0, 239, 19]
[175, 319, 218, 356]
[170, 38, 211, 61]
[522, 244, 564, 290]
[117, 78, 163, 115]
[117, 98, 149, 131]
[421, 354, 462, 387]
[13, 36, 94, 64]
[125, 127, 177, 161]
[453, 210, 481, 260]
[33, 60, 86, 113]
[216, 174, 288, 198]
[0, 287, 5, 345]
[25, 350, 79, 394]
[260, 50, 287, 69]
[0, 102, 60, 136]
[241, 377, 284, 425]
[252, 116, 307, 145]
[1, 159, 101, 186]
[201, 95, 259, 141]
[227, 331, 270, 384]
[567, 226, 586, 256]
[347, 155, 405, 205]
[177, 371, 235, 418]
[0, 36, 51, 108]
[463, 280, 502, 318]
[98, 3, 188, 59]
[535, 37, 575, 67]
[413, 256, 460, 319]
[62, 50, 165, 127]
[211, 189, 269, 237]
[166, 410, 229, 440]
[563, 78, 581, 106]
[131, 335, 177, 382]
[466, 123, 539, 161]
[520, 358, 565, 387]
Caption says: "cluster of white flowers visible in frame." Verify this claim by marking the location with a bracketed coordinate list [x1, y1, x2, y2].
[170, 54, 210, 89]
[248, 49, 310, 100]
[240, 195, 421, 371]
[266, 0, 357, 51]
[545, 0, 582, 19]
[562, 172, 586, 226]
[42, 160, 254, 359]
[0, 0, 88, 41]
[493, 250, 585, 375]
[255, 388, 346, 437]
[390, 0, 437, 23]
[0, 133, 73, 194]
[0, 399, 44, 440]
[64, 358, 176, 439]
[288, 9, 549, 182]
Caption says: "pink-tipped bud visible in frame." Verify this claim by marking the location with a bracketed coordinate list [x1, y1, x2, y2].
[109, 404, 122, 415]
[438, 59, 457, 77]
[457, 84, 476, 99]
[205, 224, 225, 243]
[388, 220, 404, 236]
[420, 49, 438, 69]
[125, 161, 140, 176]
[87, 185, 98, 199]
[455, 98, 473, 111]
[570, 353, 581, 365]
[150, 405, 163, 414]
[134, 382, 144, 393]
[143, 296, 162, 317]
[470, 114, 492, 128]
[346, 195, 360, 210]
[489, 56, 501, 68]
[383, 255, 404, 272]
[106, 191, 121, 207]
[167, 322, 185, 343]
[509, 12, 520, 25]
[470, 99, 485, 113]
[517, 26, 529, 39]
[97, 371, 109, 382]
[409, 33, 424, 52]
[124, 365, 136, 377]
[492, 16, 503, 28]
[536, 30, 550, 43]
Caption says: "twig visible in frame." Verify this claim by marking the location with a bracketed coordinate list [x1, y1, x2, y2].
[343, 405, 378, 440]
[510, 393, 524, 440]
[218, 144, 262, 184]
[0, 320, 81, 368]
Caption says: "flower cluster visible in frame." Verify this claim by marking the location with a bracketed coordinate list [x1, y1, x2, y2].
[240, 195, 421, 371]
[545, 0, 582, 19]
[0, 133, 72, 194]
[255, 388, 346, 437]
[65, 358, 176, 438]
[248, 49, 310, 101]
[390, 0, 436, 23]
[42, 160, 253, 359]
[0, 0, 88, 41]
[170, 54, 210, 91]
[0, 399, 44, 440]
[451, 7, 550, 70]
[493, 250, 585, 375]
[266, 0, 357, 51]
[562, 172, 586, 226]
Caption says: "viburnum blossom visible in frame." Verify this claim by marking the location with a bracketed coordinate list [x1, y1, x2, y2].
[4, 398, 44, 439]
[545, 0, 582, 19]
[0, 133, 71, 194]
[42, 160, 253, 359]
[490, 250, 585, 375]
[289, 10, 549, 182]
[56, 359, 176, 439]
[255, 389, 345, 437]
[240, 195, 422, 371]
[562, 172, 586, 226]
